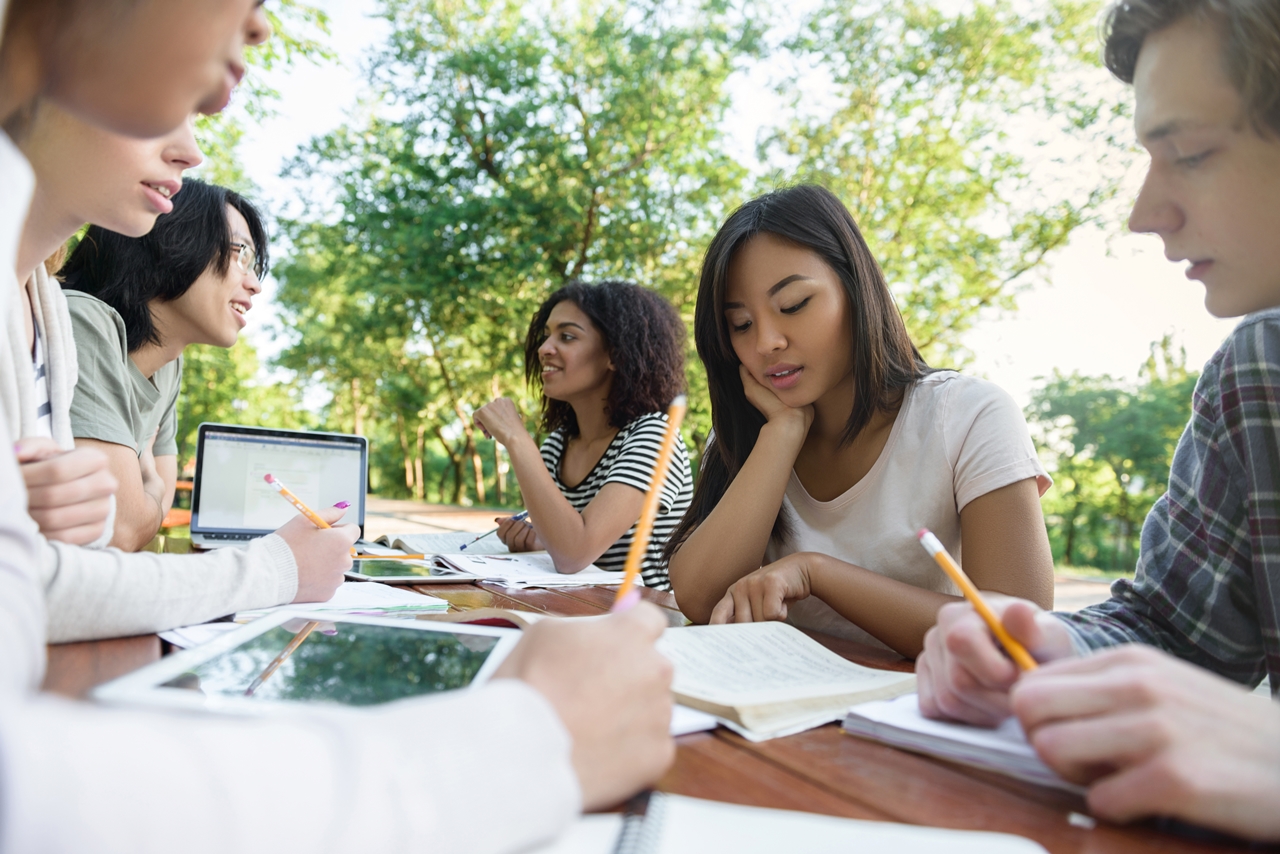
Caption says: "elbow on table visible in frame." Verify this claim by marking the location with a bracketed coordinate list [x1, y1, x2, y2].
[668, 566, 716, 624]
[110, 516, 161, 553]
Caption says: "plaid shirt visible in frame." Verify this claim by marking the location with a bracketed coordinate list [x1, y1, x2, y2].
[1056, 307, 1280, 691]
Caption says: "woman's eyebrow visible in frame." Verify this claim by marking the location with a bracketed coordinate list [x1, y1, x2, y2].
[723, 274, 811, 309]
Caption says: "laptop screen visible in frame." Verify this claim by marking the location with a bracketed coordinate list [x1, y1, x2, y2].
[191, 425, 366, 535]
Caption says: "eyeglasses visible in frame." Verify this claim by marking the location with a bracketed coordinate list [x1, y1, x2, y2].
[230, 242, 259, 281]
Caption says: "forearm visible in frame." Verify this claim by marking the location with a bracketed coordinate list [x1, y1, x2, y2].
[809, 555, 960, 658]
[669, 422, 802, 622]
[40, 535, 297, 642]
[505, 435, 597, 571]
[109, 484, 164, 552]
[1, 681, 579, 854]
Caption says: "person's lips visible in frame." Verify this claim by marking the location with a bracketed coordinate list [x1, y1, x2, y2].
[141, 182, 176, 214]
[1185, 260, 1214, 280]
[764, 363, 803, 390]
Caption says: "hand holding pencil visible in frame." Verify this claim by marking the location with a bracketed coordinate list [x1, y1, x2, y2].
[266, 474, 359, 604]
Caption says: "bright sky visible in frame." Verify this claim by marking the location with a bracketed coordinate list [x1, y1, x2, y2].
[233, 0, 1236, 406]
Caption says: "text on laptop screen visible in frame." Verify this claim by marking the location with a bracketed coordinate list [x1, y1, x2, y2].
[196, 432, 363, 531]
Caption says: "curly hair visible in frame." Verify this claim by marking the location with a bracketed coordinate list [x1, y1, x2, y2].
[524, 280, 686, 437]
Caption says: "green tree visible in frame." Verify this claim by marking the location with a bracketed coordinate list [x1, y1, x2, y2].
[1028, 336, 1198, 570]
[764, 0, 1130, 366]
[273, 0, 758, 501]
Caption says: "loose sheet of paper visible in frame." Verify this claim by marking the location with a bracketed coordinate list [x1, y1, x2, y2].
[437, 553, 618, 587]
[237, 581, 449, 620]
[658, 622, 914, 705]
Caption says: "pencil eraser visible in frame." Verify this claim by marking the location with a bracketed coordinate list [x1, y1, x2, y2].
[264, 474, 276, 484]
[917, 528, 928, 540]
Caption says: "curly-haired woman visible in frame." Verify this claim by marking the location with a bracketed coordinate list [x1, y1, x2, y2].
[474, 280, 692, 590]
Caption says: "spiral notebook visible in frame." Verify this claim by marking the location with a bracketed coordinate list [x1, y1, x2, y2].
[529, 794, 1048, 853]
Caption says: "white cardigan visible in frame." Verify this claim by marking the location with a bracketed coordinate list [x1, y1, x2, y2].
[0, 131, 580, 854]
[0, 217, 300, 642]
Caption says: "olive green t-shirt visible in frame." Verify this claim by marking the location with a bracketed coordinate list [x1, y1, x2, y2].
[65, 291, 181, 458]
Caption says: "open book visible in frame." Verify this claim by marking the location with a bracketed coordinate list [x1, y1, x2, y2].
[528, 794, 1048, 853]
[842, 693, 1081, 792]
[372, 530, 511, 556]
[656, 622, 916, 741]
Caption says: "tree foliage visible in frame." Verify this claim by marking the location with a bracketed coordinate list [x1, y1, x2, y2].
[1027, 336, 1198, 571]
[764, 0, 1129, 365]
[272, 0, 758, 502]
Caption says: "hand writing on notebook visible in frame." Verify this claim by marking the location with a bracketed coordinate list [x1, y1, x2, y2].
[495, 602, 675, 811]
[15, 437, 117, 545]
[276, 503, 358, 603]
[1012, 645, 1280, 839]
[917, 596, 1074, 726]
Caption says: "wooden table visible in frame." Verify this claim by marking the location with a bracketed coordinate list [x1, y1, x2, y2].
[44, 583, 1242, 853]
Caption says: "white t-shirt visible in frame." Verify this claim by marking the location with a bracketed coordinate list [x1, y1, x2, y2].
[765, 371, 1051, 648]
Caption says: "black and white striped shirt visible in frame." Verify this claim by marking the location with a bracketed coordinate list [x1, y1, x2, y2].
[539, 412, 693, 590]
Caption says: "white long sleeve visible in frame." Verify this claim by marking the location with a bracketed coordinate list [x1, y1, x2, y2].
[0, 680, 581, 854]
[40, 533, 298, 643]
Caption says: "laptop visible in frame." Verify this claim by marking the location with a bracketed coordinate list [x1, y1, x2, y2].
[189, 423, 368, 548]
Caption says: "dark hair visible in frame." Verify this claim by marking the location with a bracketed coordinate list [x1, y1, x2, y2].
[524, 280, 686, 436]
[61, 179, 268, 352]
[666, 185, 928, 557]
[1103, 0, 1280, 135]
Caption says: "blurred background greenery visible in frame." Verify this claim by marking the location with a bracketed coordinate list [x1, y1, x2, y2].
[175, 0, 1200, 576]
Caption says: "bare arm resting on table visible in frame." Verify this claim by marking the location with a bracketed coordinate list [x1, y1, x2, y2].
[708, 477, 1055, 658]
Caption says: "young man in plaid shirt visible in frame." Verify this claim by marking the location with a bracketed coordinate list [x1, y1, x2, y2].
[916, 0, 1280, 840]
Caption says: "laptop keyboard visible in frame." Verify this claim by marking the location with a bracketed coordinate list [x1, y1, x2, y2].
[199, 532, 255, 541]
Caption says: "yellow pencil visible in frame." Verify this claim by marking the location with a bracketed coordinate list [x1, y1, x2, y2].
[244, 620, 319, 696]
[264, 474, 331, 528]
[612, 395, 688, 612]
[917, 528, 1038, 671]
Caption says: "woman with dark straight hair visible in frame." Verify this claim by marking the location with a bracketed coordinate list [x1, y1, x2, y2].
[60, 178, 268, 551]
[474, 280, 693, 590]
[667, 185, 1054, 656]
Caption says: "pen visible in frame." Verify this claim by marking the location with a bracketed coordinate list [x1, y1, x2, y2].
[459, 510, 530, 550]
[612, 395, 687, 612]
[244, 620, 318, 696]
[917, 528, 1038, 671]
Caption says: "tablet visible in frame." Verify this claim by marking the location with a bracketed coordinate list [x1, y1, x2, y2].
[345, 559, 480, 585]
[93, 610, 519, 713]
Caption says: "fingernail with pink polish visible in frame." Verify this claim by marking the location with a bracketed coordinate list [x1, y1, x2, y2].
[334, 501, 351, 509]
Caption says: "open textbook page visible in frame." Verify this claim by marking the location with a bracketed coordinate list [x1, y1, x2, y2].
[657, 622, 915, 740]
[434, 552, 618, 588]
[372, 530, 511, 556]
[842, 693, 1082, 793]
[527, 794, 1047, 854]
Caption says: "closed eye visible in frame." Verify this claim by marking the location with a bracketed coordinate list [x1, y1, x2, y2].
[729, 320, 751, 333]
[1176, 149, 1215, 168]
[780, 297, 811, 314]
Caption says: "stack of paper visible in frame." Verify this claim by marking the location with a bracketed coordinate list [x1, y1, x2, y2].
[238, 581, 450, 620]
[528, 794, 1049, 853]
[842, 693, 1081, 792]
[433, 553, 619, 588]
[372, 530, 511, 556]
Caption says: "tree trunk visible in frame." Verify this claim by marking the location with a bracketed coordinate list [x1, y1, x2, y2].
[397, 414, 414, 492]
[414, 423, 427, 501]
[434, 425, 465, 505]
[351, 377, 364, 435]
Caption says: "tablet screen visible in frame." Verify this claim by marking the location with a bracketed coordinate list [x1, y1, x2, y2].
[161, 619, 500, 706]
[352, 559, 438, 579]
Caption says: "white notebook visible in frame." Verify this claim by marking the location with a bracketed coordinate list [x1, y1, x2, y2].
[372, 530, 511, 556]
[842, 693, 1083, 792]
[529, 794, 1048, 853]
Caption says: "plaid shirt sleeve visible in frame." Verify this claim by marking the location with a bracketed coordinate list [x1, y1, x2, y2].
[1054, 309, 1280, 688]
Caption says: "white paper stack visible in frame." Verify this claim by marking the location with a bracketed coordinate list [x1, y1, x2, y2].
[238, 581, 450, 620]
[842, 693, 1083, 792]
[433, 552, 619, 588]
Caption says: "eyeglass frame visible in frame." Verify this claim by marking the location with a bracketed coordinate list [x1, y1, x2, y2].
[229, 242, 261, 281]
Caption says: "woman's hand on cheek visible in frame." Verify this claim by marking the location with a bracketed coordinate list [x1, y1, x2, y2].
[739, 364, 813, 434]
[708, 553, 819, 624]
